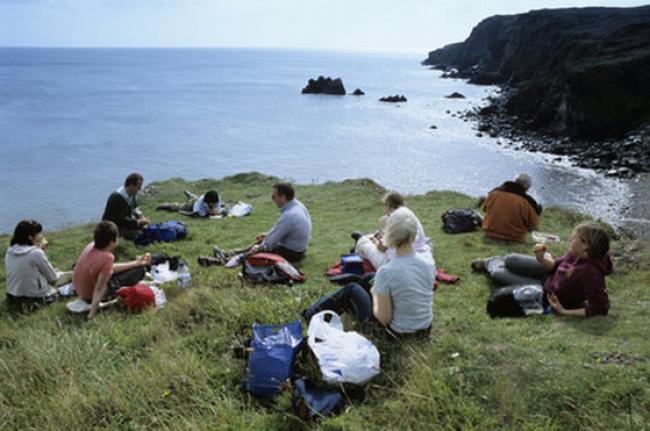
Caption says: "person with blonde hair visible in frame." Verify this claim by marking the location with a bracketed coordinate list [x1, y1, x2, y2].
[472, 222, 612, 317]
[303, 207, 435, 337]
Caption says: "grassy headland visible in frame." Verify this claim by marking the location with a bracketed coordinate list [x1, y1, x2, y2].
[1, 172, 649, 430]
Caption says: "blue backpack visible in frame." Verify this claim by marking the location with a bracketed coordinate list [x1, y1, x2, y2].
[135, 221, 188, 246]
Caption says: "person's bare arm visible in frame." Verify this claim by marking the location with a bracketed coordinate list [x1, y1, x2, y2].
[113, 254, 150, 273]
[372, 291, 392, 326]
[88, 272, 111, 319]
[548, 293, 586, 317]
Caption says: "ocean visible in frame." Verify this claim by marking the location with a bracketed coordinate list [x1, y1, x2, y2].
[0, 47, 629, 234]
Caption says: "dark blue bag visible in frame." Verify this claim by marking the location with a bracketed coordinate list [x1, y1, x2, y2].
[158, 220, 188, 239]
[242, 320, 303, 398]
[292, 378, 344, 420]
[441, 208, 483, 234]
[341, 254, 364, 275]
[135, 220, 187, 246]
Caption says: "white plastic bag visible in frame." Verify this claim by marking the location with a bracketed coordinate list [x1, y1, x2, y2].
[307, 310, 380, 384]
[150, 262, 179, 284]
[228, 202, 252, 218]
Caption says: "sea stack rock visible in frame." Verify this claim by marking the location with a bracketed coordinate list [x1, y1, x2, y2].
[301, 76, 346, 95]
[379, 95, 407, 103]
[352, 88, 365, 96]
[445, 92, 466, 99]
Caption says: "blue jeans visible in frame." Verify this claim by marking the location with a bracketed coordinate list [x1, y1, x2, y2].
[303, 282, 372, 324]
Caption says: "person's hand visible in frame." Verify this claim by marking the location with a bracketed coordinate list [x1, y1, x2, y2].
[255, 233, 267, 243]
[370, 236, 379, 246]
[39, 238, 49, 253]
[250, 244, 260, 255]
[137, 253, 151, 266]
[533, 243, 547, 260]
[547, 293, 565, 314]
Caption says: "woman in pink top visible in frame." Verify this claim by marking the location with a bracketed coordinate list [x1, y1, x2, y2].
[72, 221, 150, 319]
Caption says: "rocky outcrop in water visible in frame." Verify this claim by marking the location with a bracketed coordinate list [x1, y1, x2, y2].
[424, 6, 650, 141]
[351, 88, 365, 96]
[445, 92, 465, 99]
[301, 76, 346, 95]
[380, 95, 407, 103]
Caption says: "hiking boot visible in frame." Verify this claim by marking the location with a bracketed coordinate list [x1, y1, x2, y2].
[351, 231, 363, 242]
[470, 258, 487, 272]
[198, 256, 222, 267]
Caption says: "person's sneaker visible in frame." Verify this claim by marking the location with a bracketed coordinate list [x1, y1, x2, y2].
[351, 231, 363, 242]
[470, 258, 487, 272]
[213, 246, 227, 260]
[198, 256, 221, 267]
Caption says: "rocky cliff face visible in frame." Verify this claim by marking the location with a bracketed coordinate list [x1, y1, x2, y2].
[424, 6, 650, 139]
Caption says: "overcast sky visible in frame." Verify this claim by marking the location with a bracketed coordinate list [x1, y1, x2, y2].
[1, 0, 648, 51]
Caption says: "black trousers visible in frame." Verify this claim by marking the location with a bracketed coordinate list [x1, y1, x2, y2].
[106, 266, 146, 298]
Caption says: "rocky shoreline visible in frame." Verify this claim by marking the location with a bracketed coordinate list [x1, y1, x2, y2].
[459, 87, 650, 178]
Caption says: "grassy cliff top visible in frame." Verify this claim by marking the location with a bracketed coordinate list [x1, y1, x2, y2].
[1, 172, 649, 430]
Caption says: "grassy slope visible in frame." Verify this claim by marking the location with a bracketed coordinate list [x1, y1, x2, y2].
[0, 172, 648, 430]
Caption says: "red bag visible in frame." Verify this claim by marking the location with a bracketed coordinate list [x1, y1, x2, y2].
[116, 284, 155, 312]
[243, 252, 305, 284]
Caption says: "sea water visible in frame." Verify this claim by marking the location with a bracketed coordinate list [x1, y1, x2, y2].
[0, 48, 628, 233]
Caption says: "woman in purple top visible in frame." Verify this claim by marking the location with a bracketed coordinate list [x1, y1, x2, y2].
[472, 222, 613, 317]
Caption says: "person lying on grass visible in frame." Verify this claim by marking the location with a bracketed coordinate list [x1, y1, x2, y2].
[72, 221, 151, 319]
[156, 190, 226, 217]
[302, 207, 435, 338]
[472, 222, 612, 317]
[5, 219, 60, 310]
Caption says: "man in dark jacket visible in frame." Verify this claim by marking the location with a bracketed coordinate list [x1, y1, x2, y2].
[102, 173, 149, 239]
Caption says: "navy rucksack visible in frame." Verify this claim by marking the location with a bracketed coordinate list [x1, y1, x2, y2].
[441, 208, 483, 234]
[135, 220, 188, 246]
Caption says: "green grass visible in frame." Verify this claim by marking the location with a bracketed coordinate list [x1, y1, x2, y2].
[1, 172, 649, 430]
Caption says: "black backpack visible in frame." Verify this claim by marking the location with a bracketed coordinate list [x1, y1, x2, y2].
[441, 208, 483, 234]
[487, 285, 545, 318]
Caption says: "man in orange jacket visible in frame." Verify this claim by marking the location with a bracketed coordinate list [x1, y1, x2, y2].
[481, 173, 542, 242]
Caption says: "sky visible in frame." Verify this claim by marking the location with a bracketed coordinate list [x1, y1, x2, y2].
[0, 0, 648, 52]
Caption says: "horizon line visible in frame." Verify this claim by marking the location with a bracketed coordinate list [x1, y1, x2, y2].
[0, 45, 432, 55]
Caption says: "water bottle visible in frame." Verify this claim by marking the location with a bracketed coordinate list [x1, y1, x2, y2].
[177, 262, 192, 288]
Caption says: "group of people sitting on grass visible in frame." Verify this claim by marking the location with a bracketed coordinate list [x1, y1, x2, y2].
[4, 171, 613, 330]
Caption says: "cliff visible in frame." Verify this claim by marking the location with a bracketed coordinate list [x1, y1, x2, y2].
[423, 6, 650, 139]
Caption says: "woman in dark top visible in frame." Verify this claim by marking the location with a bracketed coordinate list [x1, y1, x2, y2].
[472, 222, 612, 317]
